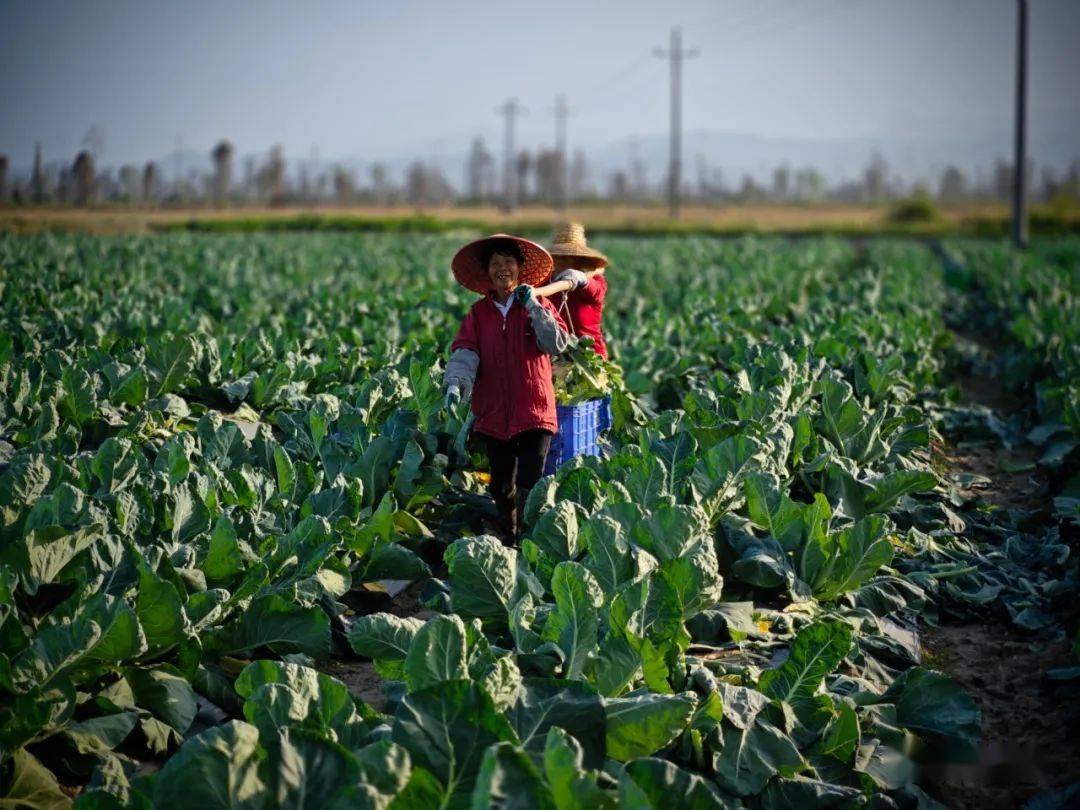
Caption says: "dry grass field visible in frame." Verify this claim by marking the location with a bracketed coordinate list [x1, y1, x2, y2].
[0, 201, 1022, 236]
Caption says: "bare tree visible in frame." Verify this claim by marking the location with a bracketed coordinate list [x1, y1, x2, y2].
[863, 153, 888, 202]
[143, 162, 159, 205]
[212, 140, 234, 206]
[627, 140, 647, 201]
[515, 151, 532, 204]
[795, 167, 824, 202]
[257, 146, 285, 204]
[57, 168, 73, 205]
[694, 155, 708, 201]
[72, 151, 96, 206]
[97, 168, 117, 201]
[119, 165, 140, 201]
[938, 166, 967, 204]
[332, 166, 355, 204]
[772, 164, 790, 201]
[569, 150, 589, 201]
[534, 149, 563, 206]
[82, 125, 105, 161]
[242, 156, 256, 199]
[709, 168, 725, 200]
[370, 163, 391, 205]
[405, 162, 428, 209]
[738, 174, 765, 203]
[609, 171, 629, 200]
[31, 142, 46, 203]
[993, 158, 1012, 202]
[465, 137, 494, 202]
[0, 155, 8, 203]
[298, 164, 311, 202]
[1062, 161, 1080, 201]
[1038, 167, 1059, 203]
[405, 163, 454, 208]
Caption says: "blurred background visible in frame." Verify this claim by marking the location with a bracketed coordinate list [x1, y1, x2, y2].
[1, 0, 1077, 233]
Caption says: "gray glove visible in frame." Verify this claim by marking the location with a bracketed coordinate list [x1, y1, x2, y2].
[443, 348, 479, 398]
[554, 269, 588, 290]
[444, 384, 461, 410]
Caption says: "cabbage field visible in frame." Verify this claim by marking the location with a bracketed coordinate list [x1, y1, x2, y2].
[1, 232, 1077, 808]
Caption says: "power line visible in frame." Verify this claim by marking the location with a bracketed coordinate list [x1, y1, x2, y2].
[679, 0, 800, 45]
[578, 53, 654, 101]
[694, 0, 860, 98]
[575, 67, 659, 121]
[655, 27, 698, 219]
[716, 0, 859, 52]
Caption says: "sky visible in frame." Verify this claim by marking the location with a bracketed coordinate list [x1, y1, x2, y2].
[1, 0, 1078, 177]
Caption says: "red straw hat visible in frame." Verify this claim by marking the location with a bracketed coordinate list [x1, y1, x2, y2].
[451, 233, 554, 294]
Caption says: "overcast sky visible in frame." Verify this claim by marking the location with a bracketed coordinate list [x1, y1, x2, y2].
[2, 0, 1078, 170]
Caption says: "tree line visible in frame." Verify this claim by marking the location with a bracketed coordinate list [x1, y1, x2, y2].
[1, 136, 1077, 211]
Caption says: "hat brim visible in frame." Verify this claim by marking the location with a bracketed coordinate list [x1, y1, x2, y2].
[451, 234, 554, 294]
[549, 244, 609, 269]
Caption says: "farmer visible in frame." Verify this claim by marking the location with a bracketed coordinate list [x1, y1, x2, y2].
[547, 222, 610, 358]
[442, 234, 575, 540]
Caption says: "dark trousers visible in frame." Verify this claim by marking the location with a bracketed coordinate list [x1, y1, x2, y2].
[485, 429, 552, 539]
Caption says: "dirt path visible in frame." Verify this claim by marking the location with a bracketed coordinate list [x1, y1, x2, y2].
[920, 358, 1080, 808]
[323, 581, 438, 712]
[921, 623, 1077, 808]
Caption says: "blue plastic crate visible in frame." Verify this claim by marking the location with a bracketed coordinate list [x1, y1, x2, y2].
[544, 397, 608, 475]
[598, 394, 613, 433]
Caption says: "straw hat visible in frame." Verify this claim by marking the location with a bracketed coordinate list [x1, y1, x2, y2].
[548, 222, 608, 269]
[451, 233, 554, 294]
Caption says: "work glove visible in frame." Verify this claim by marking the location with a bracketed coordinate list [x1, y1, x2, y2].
[444, 385, 461, 411]
[513, 284, 537, 308]
[554, 269, 588, 289]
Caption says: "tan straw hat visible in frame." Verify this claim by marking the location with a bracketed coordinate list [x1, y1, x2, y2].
[451, 233, 554, 295]
[548, 222, 608, 269]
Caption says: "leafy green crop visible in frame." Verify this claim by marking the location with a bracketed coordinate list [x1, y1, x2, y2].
[0, 232, 1071, 808]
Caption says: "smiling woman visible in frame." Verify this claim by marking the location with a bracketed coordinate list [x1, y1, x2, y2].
[442, 233, 574, 540]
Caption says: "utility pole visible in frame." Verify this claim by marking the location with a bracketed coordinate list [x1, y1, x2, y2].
[553, 94, 571, 210]
[496, 98, 525, 211]
[655, 27, 698, 219]
[1012, 0, 1028, 249]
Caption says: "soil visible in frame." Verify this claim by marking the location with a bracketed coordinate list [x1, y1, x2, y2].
[321, 581, 438, 713]
[940, 438, 1044, 514]
[953, 368, 1026, 415]
[321, 659, 389, 712]
[382, 581, 440, 623]
[920, 365, 1080, 807]
[920, 624, 1079, 809]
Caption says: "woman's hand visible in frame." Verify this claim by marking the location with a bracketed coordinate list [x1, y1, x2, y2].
[553, 269, 588, 289]
[444, 385, 461, 410]
[513, 284, 536, 307]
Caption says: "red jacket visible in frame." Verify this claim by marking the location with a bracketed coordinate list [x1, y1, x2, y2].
[559, 274, 608, 358]
[451, 295, 568, 440]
